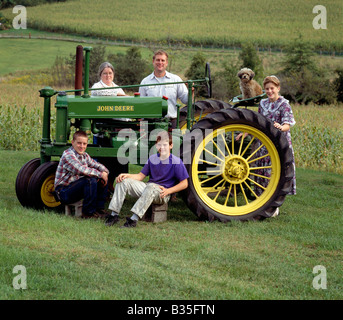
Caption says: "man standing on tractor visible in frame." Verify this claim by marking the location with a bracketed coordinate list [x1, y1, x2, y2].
[139, 49, 192, 129]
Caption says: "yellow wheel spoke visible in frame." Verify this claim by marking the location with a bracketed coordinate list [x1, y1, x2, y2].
[213, 180, 227, 202]
[205, 178, 225, 194]
[211, 138, 226, 159]
[246, 143, 265, 161]
[248, 153, 270, 164]
[249, 172, 271, 180]
[231, 131, 235, 155]
[198, 170, 222, 174]
[239, 183, 249, 205]
[243, 181, 258, 199]
[200, 173, 223, 185]
[204, 147, 224, 163]
[233, 184, 237, 207]
[249, 166, 272, 170]
[220, 133, 231, 157]
[224, 184, 233, 206]
[198, 158, 221, 167]
[241, 137, 255, 157]
[247, 177, 267, 190]
[238, 132, 245, 156]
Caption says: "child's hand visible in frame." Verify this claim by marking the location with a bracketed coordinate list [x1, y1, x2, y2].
[101, 171, 108, 185]
[116, 173, 128, 183]
[159, 185, 171, 198]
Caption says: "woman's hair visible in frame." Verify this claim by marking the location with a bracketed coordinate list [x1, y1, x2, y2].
[263, 75, 280, 88]
[98, 62, 114, 79]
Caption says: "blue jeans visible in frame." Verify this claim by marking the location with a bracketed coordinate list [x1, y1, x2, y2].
[56, 177, 108, 215]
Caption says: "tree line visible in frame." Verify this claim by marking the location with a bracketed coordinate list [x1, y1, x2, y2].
[51, 35, 343, 105]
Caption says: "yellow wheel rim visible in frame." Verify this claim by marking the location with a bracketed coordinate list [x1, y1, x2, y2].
[40, 174, 60, 208]
[191, 124, 281, 216]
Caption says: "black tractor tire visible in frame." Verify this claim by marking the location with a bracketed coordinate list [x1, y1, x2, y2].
[15, 158, 41, 207]
[27, 161, 61, 210]
[178, 100, 231, 132]
[180, 107, 294, 221]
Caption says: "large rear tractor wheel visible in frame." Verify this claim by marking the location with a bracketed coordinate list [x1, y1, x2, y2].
[15, 158, 41, 207]
[27, 161, 61, 210]
[179, 100, 231, 133]
[181, 107, 294, 221]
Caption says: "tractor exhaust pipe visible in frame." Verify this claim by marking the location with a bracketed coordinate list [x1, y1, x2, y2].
[75, 45, 83, 96]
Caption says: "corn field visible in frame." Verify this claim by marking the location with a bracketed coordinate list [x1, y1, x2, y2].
[2, 0, 343, 52]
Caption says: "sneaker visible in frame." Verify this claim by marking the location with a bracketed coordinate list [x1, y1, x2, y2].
[105, 214, 120, 226]
[121, 217, 137, 228]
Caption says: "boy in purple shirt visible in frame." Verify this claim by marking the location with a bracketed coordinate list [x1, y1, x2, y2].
[105, 131, 189, 228]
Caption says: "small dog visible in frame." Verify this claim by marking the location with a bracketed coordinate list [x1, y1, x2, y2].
[237, 68, 263, 99]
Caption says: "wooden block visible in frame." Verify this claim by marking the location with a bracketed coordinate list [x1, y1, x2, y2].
[65, 199, 83, 217]
[143, 203, 168, 223]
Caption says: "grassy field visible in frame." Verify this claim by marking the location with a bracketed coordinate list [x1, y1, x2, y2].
[1, 149, 343, 300]
[2, 0, 343, 51]
[1, 0, 343, 302]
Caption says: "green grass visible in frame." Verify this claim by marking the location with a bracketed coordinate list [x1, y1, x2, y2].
[1, 149, 343, 300]
[2, 0, 343, 51]
[0, 37, 136, 76]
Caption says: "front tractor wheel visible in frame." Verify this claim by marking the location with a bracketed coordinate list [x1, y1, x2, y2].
[16, 158, 41, 207]
[181, 107, 294, 221]
[27, 161, 61, 210]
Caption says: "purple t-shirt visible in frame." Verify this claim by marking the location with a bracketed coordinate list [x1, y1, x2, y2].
[141, 154, 189, 188]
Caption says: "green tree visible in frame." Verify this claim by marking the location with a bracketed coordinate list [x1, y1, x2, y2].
[212, 60, 241, 101]
[185, 51, 207, 97]
[239, 43, 263, 80]
[282, 34, 317, 75]
[108, 47, 150, 87]
[279, 34, 335, 104]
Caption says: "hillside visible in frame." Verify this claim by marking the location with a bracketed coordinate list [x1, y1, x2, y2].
[1, 0, 343, 52]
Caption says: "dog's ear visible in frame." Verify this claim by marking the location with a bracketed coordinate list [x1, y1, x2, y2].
[250, 71, 255, 79]
[237, 70, 242, 78]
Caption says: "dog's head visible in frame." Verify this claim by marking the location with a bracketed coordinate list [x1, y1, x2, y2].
[237, 68, 255, 82]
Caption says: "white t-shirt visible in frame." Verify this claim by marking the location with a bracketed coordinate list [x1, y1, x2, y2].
[91, 80, 125, 96]
[139, 71, 189, 118]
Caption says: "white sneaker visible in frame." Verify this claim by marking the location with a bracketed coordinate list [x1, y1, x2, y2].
[271, 207, 279, 217]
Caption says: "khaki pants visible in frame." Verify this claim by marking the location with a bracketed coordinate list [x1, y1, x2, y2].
[108, 178, 170, 219]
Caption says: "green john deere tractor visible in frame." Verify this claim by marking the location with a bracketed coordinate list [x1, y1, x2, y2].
[16, 46, 294, 221]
